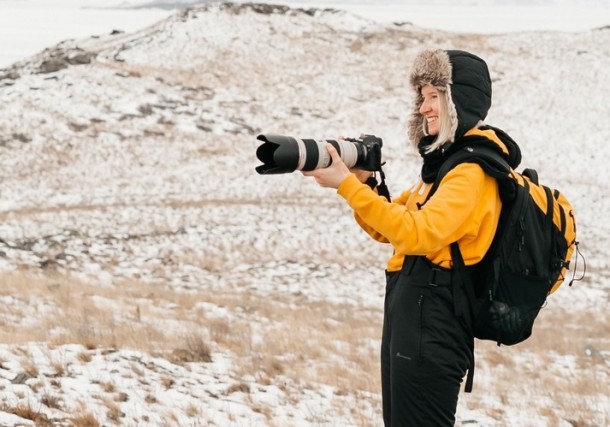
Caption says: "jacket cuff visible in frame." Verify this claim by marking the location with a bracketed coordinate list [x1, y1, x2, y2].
[365, 176, 378, 189]
[337, 174, 367, 201]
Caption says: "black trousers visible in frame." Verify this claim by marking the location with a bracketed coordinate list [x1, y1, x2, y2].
[381, 257, 474, 427]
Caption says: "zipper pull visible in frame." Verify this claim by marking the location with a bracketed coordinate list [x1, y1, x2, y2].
[518, 218, 526, 251]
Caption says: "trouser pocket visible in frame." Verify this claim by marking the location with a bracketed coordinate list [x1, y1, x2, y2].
[386, 277, 424, 365]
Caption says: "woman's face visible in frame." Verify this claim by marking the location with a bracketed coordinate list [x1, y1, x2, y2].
[419, 84, 440, 136]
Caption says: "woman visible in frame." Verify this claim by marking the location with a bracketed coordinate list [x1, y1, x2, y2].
[302, 49, 521, 426]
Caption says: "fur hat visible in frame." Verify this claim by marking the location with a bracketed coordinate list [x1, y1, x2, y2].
[408, 49, 492, 144]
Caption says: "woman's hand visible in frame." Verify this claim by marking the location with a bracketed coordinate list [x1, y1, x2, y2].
[301, 144, 351, 189]
[351, 168, 374, 183]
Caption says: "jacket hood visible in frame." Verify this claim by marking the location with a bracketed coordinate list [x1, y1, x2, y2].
[408, 49, 492, 144]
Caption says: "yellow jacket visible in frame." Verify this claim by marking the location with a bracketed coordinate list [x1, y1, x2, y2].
[337, 129, 504, 271]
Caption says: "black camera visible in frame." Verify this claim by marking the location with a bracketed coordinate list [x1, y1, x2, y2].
[255, 134, 383, 175]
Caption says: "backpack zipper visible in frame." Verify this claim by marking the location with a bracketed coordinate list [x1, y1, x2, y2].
[518, 217, 526, 251]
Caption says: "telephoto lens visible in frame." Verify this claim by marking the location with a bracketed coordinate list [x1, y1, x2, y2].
[255, 134, 382, 175]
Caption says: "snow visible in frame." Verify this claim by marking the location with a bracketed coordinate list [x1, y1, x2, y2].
[0, 1, 608, 426]
[273, 0, 610, 33]
[1, 0, 610, 67]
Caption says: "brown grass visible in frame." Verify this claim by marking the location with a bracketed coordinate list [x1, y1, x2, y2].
[98, 396, 122, 424]
[465, 299, 610, 426]
[0, 401, 51, 426]
[1, 269, 607, 426]
[20, 357, 39, 378]
[99, 381, 116, 393]
[70, 411, 101, 427]
[0, 269, 383, 424]
[184, 332, 212, 363]
[77, 351, 93, 363]
[40, 392, 62, 410]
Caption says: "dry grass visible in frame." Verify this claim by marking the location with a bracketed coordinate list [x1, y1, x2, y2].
[1, 402, 47, 425]
[70, 411, 101, 427]
[466, 299, 610, 426]
[0, 269, 383, 424]
[1, 269, 607, 426]
[19, 357, 39, 378]
[40, 392, 62, 410]
[522, 305, 610, 354]
[99, 381, 116, 394]
[98, 396, 122, 424]
[77, 351, 93, 363]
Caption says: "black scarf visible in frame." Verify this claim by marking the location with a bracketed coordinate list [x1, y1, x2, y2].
[418, 136, 465, 183]
[418, 127, 521, 184]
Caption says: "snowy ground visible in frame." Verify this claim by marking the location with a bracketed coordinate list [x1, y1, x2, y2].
[0, 2, 608, 426]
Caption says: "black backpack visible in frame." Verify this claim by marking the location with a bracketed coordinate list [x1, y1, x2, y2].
[426, 144, 586, 392]
[426, 144, 580, 389]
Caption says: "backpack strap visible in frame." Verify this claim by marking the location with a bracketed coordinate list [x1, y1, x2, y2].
[426, 145, 512, 313]
[450, 241, 477, 392]
[422, 145, 514, 393]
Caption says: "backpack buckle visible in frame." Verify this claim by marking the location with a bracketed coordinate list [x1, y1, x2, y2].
[427, 266, 452, 287]
[428, 268, 442, 287]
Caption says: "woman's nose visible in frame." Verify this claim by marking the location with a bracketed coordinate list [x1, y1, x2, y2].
[419, 100, 429, 114]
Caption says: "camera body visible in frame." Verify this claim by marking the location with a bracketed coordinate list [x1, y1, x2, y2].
[255, 134, 384, 175]
[345, 134, 383, 172]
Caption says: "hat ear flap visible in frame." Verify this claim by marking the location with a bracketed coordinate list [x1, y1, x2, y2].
[445, 50, 493, 138]
[407, 93, 424, 143]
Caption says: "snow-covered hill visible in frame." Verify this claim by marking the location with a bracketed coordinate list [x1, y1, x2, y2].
[0, 2, 608, 426]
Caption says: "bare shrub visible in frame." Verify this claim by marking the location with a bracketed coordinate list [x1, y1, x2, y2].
[161, 376, 174, 389]
[4, 401, 50, 426]
[226, 382, 250, 395]
[51, 359, 66, 377]
[99, 396, 122, 424]
[20, 357, 39, 378]
[71, 410, 101, 427]
[41, 392, 62, 410]
[99, 381, 116, 393]
[185, 332, 212, 363]
[30, 379, 45, 393]
[77, 351, 93, 363]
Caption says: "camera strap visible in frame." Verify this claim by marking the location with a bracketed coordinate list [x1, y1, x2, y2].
[377, 167, 391, 202]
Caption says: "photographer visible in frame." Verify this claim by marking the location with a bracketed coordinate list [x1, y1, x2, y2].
[301, 49, 522, 426]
